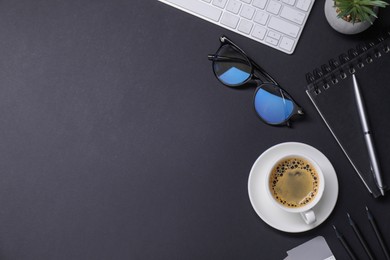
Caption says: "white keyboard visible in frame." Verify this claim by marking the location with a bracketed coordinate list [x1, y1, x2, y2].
[158, 0, 314, 54]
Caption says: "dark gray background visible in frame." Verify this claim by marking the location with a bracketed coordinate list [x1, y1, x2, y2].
[0, 0, 389, 259]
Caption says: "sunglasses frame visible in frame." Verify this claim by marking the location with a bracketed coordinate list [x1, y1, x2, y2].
[208, 35, 304, 127]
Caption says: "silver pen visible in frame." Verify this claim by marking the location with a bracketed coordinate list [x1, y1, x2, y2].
[352, 74, 386, 196]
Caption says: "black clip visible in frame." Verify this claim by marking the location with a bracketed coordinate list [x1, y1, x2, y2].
[306, 72, 315, 84]
[356, 44, 368, 54]
[348, 48, 359, 58]
[339, 53, 350, 64]
[321, 64, 332, 74]
[329, 58, 340, 69]
[368, 41, 375, 48]
[313, 68, 323, 79]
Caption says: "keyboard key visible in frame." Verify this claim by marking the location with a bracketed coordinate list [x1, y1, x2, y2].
[201, 0, 212, 2]
[268, 16, 300, 38]
[267, 1, 282, 14]
[268, 31, 281, 40]
[240, 5, 256, 19]
[279, 37, 295, 52]
[296, 0, 312, 11]
[240, 0, 252, 3]
[252, 0, 268, 9]
[266, 36, 279, 45]
[254, 11, 269, 25]
[252, 25, 267, 40]
[280, 6, 305, 24]
[221, 12, 240, 28]
[212, 0, 228, 8]
[282, 0, 296, 5]
[163, 0, 223, 22]
[226, 0, 242, 13]
[238, 19, 253, 34]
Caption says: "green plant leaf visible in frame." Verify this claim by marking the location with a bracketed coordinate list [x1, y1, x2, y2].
[335, 0, 388, 22]
[356, 8, 370, 22]
[361, 5, 378, 17]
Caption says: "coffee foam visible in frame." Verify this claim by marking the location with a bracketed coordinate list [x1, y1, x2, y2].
[269, 157, 319, 208]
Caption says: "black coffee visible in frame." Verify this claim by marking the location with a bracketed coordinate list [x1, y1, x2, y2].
[269, 157, 319, 208]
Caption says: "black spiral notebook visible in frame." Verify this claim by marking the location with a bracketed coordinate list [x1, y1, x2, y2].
[306, 30, 390, 198]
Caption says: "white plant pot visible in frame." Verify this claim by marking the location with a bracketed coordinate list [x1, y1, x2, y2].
[324, 0, 378, 34]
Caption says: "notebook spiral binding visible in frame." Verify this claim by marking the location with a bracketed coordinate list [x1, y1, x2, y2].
[306, 30, 390, 95]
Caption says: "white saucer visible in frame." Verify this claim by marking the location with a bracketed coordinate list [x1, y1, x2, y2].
[248, 142, 339, 233]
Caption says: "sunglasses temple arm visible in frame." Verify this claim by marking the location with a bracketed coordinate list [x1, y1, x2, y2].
[208, 55, 250, 66]
[249, 58, 278, 85]
[219, 35, 248, 54]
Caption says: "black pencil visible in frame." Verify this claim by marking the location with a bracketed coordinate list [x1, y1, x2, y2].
[347, 213, 375, 260]
[333, 225, 357, 260]
[366, 206, 390, 260]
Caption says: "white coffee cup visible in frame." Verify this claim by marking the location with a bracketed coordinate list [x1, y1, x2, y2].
[265, 154, 325, 225]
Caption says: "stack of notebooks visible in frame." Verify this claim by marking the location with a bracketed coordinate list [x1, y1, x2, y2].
[305, 29, 390, 198]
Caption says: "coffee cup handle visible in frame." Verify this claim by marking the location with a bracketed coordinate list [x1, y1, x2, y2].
[300, 210, 316, 225]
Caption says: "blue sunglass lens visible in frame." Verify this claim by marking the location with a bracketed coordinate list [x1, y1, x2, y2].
[218, 66, 251, 85]
[213, 45, 251, 86]
[254, 85, 294, 124]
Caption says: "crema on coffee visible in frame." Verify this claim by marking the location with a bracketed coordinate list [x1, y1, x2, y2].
[269, 157, 319, 208]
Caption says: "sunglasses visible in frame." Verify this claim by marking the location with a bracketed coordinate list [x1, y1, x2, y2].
[208, 36, 304, 127]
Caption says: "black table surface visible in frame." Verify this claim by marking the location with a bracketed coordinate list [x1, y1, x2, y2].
[1, 1, 390, 259]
